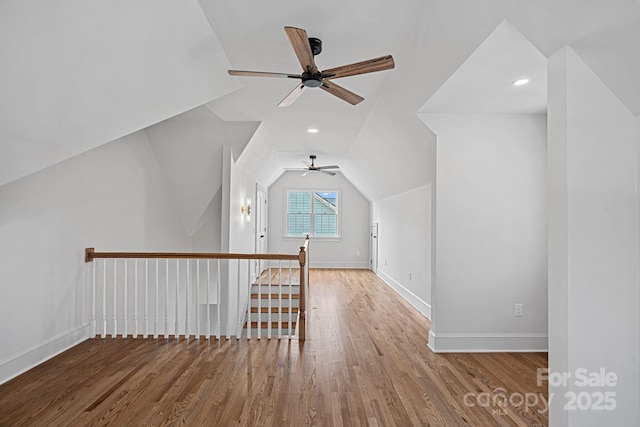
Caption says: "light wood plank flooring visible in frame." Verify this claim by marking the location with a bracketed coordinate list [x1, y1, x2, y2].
[0, 269, 548, 426]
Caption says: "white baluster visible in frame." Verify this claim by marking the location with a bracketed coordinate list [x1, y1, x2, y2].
[102, 259, 106, 338]
[246, 259, 251, 340]
[278, 261, 282, 338]
[175, 259, 180, 341]
[196, 259, 200, 340]
[246, 260, 251, 340]
[185, 259, 190, 340]
[123, 260, 128, 338]
[289, 263, 293, 336]
[113, 259, 117, 338]
[165, 259, 169, 339]
[91, 259, 96, 338]
[216, 259, 221, 340]
[226, 259, 231, 340]
[154, 259, 159, 339]
[257, 264, 261, 340]
[144, 259, 149, 338]
[237, 260, 241, 339]
[267, 263, 272, 339]
[134, 260, 138, 338]
[206, 260, 211, 339]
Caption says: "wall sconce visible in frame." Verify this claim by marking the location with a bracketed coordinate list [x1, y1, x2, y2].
[241, 199, 251, 221]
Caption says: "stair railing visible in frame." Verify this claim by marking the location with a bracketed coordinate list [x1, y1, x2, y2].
[84, 237, 309, 341]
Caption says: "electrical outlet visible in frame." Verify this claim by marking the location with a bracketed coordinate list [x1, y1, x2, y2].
[409, 272, 412, 281]
[356, 250, 360, 256]
[514, 303, 523, 317]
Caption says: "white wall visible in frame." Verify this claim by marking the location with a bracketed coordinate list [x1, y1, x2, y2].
[191, 189, 223, 252]
[0, 131, 189, 384]
[548, 47, 640, 426]
[372, 185, 432, 318]
[143, 106, 259, 236]
[0, 0, 239, 186]
[268, 171, 370, 268]
[229, 162, 258, 254]
[218, 154, 260, 336]
[422, 113, 548, 352]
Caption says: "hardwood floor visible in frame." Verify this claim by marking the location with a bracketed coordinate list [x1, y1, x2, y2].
[0, 269, 548, 426]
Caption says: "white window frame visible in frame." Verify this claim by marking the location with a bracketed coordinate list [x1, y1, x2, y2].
[285, 189, 341, 239]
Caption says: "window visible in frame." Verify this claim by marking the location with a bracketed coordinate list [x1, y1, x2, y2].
[286, 190, 339, 237]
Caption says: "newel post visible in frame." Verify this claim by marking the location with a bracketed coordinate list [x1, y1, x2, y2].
[298, 243, 307, 341]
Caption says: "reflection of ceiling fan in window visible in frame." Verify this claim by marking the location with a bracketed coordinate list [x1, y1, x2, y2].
[228, 26, 395, 107]
[288, 155, 340, 176]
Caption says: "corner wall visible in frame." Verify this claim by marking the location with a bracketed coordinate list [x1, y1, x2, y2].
[0, 131, 189, 384]
[422, 113, 548, 352]
[547, 46, 640, 426]
[372, 185, 432, 318]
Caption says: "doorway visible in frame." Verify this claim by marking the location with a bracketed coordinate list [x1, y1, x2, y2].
[370, 223, 379, 273]
[255, 185, 268, 275]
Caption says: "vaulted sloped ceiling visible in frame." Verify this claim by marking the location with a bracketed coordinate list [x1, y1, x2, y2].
[1, 0, 639, 203]
[419, 21, 548, 116]
[202, 0, 640, 201]
[572, 20, 640, 116]
[0, 0, 239, 186]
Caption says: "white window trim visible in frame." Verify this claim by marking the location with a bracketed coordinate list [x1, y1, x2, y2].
[284, 189, 341, 239]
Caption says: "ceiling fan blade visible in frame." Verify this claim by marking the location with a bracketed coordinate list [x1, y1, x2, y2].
[302, 161, 312, 167]
[322, 55, 395, 80]
[278, 84, 306, 107]
[284, 26, 318, 73]
[320, 80, 364, 105]
[316, 169, 336, 176]
[229, 70, 301, 79]
[314, 165, 340, 170]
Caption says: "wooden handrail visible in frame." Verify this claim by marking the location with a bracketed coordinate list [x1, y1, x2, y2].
[85, 248, 298, 263]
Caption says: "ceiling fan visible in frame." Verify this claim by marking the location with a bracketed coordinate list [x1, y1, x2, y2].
[290, 155, 339, 176]
[228, 26, 395, 107]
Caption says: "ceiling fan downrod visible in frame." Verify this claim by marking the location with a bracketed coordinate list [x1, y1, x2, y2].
[308, 37, 322, 56]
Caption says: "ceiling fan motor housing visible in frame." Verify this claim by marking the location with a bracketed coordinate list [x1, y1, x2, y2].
[302, 71, 323, 87]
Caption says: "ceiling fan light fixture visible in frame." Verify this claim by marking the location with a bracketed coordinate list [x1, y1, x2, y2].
[302, 71, 324, 87]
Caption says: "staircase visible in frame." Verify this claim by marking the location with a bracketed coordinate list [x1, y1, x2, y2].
[244, 275, 300, 339]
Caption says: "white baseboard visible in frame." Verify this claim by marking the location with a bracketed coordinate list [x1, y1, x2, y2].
[428, 330, 548, 353]
[0, 323, 91, 385]
[376, 270, 431, 319]
[310, 261, 370, 269]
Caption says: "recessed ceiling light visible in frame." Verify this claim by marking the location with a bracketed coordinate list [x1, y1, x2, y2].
[307, 128, 319, 133]
[512, 78, 530, 86]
